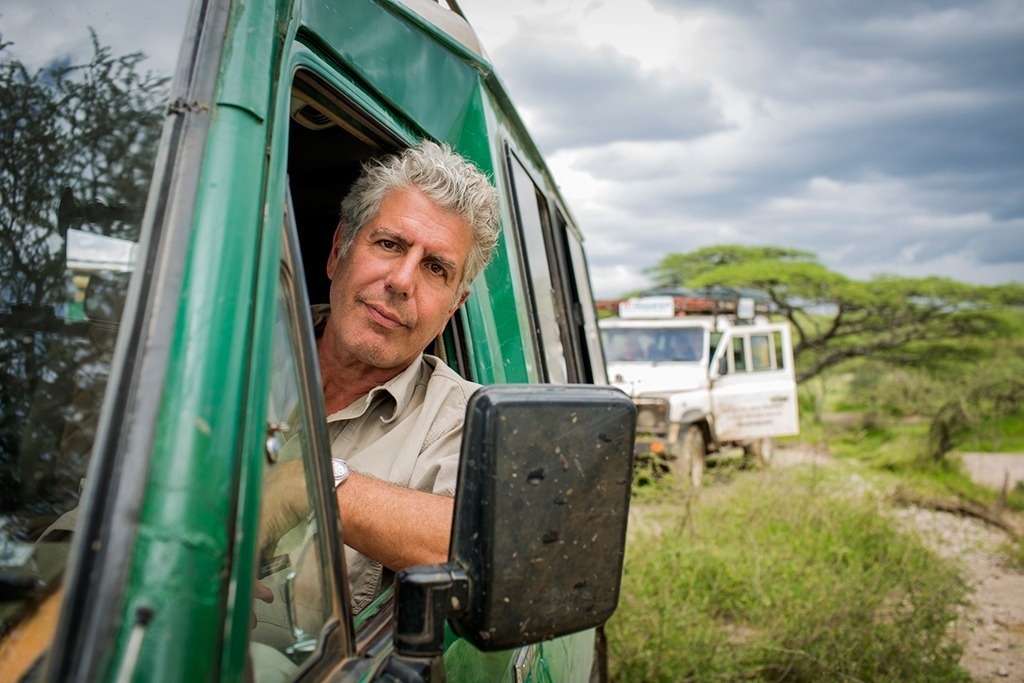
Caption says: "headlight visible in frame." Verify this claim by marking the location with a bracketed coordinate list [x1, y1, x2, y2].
[633, 397, 669, 433]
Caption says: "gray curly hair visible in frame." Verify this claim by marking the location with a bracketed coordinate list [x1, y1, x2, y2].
[338, 141, 502, 294]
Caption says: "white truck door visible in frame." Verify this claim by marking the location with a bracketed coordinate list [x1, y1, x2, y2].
[708, 323, 799, 441]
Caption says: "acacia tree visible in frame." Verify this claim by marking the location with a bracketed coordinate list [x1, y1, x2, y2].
[646, 246, 1024, 383]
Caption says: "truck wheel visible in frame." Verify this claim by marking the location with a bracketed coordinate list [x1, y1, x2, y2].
[744, 437, 775, 469]
[672, 426, 705, 487]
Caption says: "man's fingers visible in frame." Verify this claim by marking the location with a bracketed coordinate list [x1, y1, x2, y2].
[253, 581, 275, 604]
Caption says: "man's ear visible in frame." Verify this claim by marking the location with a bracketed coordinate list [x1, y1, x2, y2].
[448, 290, 471, 315]
[326, 222, 345, 280]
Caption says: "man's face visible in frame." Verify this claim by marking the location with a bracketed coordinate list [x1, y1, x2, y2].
[324, 188, 474, 372]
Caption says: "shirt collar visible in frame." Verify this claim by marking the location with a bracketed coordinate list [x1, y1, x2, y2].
[362, 358, 424, 425]
[316, 305, 425, 425]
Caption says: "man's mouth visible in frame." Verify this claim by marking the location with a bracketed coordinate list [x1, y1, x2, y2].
[363, 300, 408, 329]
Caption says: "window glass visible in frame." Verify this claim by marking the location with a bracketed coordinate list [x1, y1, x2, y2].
[562, 217, 604, 383]
[248, 274, 333, 677]
[0, 0, 189, 667]
[709, 332, 723, 366]
[508, 157, 567, 383]
[662, 328, 704, 362]
[600, 328, 703, 363]
[732, 336, 747, 372]
[600, 329, 645, 362]
[773, 331, 785, 370]
[751, 334, 772, 371]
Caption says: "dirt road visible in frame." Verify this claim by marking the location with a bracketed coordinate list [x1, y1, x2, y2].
[946, 452, 1024, 682]
[962, 453, 1024, 491]
[779, 446, 1024, 681]
[897, 504, 1024, 681]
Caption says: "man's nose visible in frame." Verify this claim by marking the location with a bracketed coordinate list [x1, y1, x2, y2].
[385, 254, 418, 298]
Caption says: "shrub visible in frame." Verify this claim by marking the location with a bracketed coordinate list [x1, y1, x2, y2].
[609, 470, 968, 682]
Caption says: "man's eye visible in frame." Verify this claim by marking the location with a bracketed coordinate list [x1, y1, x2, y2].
[379, 239, 397, 250]
[427, 263, 447, 278]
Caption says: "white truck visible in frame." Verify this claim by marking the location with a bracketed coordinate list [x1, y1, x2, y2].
[599, 296, 800, 485]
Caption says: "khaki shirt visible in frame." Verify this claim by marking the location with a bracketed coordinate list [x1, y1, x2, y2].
[327, 352, 479, 613]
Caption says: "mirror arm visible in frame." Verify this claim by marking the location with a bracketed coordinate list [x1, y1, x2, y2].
[393, 563, 470, 658]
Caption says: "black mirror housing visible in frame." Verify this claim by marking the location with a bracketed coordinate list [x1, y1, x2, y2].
[447, 384, 636, 651]
[393, 385, 636, 662]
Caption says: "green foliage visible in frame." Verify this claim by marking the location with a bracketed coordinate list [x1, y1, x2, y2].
[645, 245, 1022, 384]
[808, 355, 1024, 514]
[644, 245, 817, 289]
[928, 370, 1024, 460]
[847, 362, 944, 417]
[834, 312, 1024, 460]
[960, 416, 1024, 454]
[823, 415, 1024, 514]
[610, 471, 968, 682]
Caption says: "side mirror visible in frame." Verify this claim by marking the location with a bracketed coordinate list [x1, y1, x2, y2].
[392, 385, 636, 660]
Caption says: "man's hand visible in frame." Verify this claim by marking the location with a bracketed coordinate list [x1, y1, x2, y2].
[249, 581, 275, 630]
[258, 458, 309, 552]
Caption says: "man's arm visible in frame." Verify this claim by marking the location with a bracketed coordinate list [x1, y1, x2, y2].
[337, 472, 453, 571]
[258, 461, 453, 571]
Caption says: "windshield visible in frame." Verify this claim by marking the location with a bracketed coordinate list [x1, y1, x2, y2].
[0, 0, 189, 672]
[601, 327, 705, 363]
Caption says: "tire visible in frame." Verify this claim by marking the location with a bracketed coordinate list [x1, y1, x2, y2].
[670, 425, 705, 487]
[744, 437, 775, 469]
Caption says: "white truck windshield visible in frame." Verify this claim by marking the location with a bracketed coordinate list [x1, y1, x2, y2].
[601, 327, 704, 362]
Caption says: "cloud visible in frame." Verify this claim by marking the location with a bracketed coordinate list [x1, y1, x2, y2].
[490, 22, 731, 153]
[2, 1, 186, 73]
[493, 42, 729, 153]
[564, 161, 1024, 297]
[446, 0, 1024, 297]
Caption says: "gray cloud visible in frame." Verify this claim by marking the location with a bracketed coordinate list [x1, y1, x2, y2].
[3, 1, 186, 72]
[492, 37, 731, 153]
[545, 0, 1024, 297]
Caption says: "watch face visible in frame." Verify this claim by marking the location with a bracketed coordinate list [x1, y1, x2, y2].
[332, 459, 349, 486]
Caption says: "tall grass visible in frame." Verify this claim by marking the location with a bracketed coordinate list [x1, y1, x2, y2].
[609, 469, 969, 682]
[820, 410, 1024, 514]
[957, 415, 1024, 453]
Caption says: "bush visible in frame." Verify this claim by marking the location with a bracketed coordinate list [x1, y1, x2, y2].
[928, 371, 1024, 459]
[609, 470, 968, 682]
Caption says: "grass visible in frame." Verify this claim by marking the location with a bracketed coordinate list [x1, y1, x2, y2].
[820, 414, 1024, 514]
[610, 467, 970, 682]
[610, 359, 1023, 680]
[956, 416, 1024, 453]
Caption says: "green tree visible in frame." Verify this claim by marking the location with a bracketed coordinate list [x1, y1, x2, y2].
[647, 246, 1024, 383]
[645, 245, 816, 288]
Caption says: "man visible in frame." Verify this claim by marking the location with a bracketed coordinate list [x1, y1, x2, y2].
[263, 141, 501, 613]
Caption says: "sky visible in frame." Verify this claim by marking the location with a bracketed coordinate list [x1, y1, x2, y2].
[457, 0, 1024, 298]
[5, 0, 1021, 300]
[2, 2, 185, 73]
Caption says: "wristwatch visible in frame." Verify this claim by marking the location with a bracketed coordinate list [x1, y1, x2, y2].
[332, 458, 350, 488]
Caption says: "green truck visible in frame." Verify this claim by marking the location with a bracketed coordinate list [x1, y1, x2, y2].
[0, 1, 635, 680]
